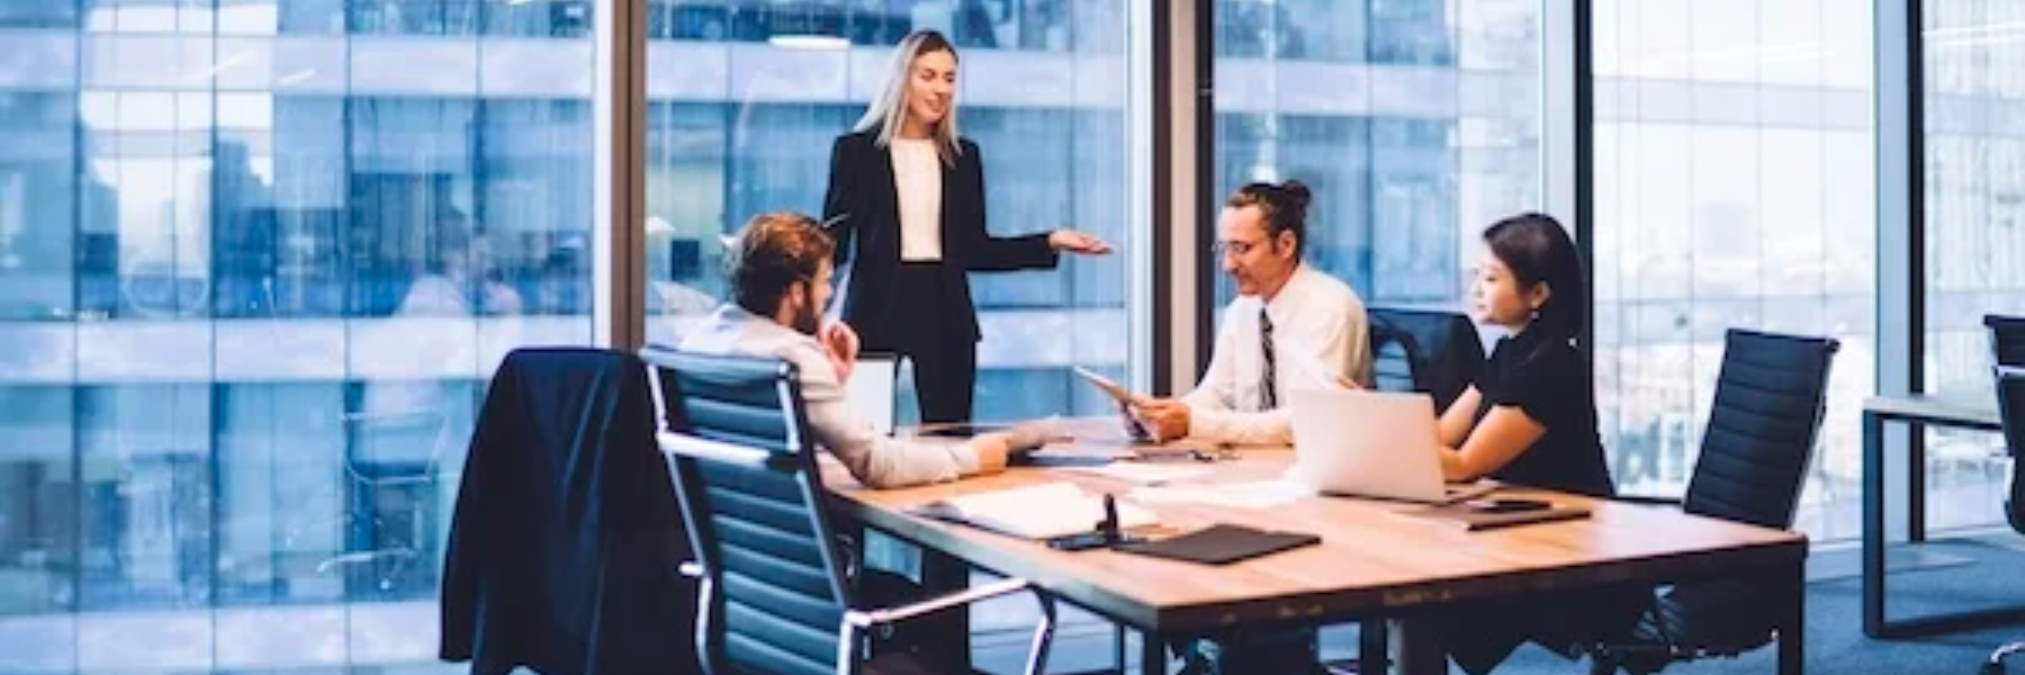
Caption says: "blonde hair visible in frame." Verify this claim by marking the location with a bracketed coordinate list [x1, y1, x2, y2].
[854, 30, 963, 165]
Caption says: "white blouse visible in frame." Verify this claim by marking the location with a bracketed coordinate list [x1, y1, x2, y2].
[890, 138, 944, 262]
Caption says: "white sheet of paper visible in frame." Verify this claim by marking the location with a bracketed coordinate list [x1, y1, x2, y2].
[1060, 463, 1209, 485]
[1129, 479, 1307, 509]
[932, 482, 1157, 539]
[1073, 366, 1138, 405]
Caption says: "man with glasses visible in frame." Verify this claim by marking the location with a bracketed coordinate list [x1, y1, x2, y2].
[1134, 183, 1372, 675]
[1131, 180, 1373, 447]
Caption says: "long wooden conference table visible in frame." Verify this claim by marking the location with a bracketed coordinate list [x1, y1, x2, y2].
[823, 421, 1808, 675]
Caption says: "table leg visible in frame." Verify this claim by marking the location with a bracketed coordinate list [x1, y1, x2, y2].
[1388, 618, 1444, 675]
[918, 548, 972, 671]
[1910, 421, 1927, 543]
[1360, 620, 1388, 674]
[1115, 625, 1128, 674]
[1863, 410, 1886, 637]
[1140, 630, 1168, 675]
[1778, 559, 1806, 675]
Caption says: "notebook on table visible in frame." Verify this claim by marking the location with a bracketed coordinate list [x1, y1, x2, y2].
[1113, 524, 1320, 565]
[1399, 499, 1591, 532]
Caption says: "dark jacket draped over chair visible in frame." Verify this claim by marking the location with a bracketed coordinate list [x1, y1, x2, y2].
[439, 348, 699, 675]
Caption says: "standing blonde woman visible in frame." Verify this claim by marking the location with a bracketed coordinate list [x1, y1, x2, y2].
[822, 29, 1111, 424]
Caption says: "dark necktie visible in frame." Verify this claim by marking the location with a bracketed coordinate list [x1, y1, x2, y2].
[1260, 308, 1278, 411]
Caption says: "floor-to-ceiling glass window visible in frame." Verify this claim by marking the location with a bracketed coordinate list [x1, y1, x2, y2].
[1209, 0, 1543, 314]
[636, 3, 1136, 667]
[1591, 0, 1875, 538]
[641, 1, 1136, 424]
[0, 1, 596, 672]
[1922, 0, 2025, 532]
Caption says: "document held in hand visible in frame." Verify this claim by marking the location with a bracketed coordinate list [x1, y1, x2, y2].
[910, 482, 1158, 540]
[1073, 366, 1142, 406]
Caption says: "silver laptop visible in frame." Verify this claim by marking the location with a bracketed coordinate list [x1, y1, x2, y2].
[846, 354, 899, 436]
[1288, 388, 1494, 504]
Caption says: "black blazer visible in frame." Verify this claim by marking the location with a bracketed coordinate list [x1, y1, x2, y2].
[821, 130, 1058, 348]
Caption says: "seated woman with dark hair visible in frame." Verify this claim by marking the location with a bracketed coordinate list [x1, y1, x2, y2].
[1429, 212, 1640, 674]
[1434, 212, 1610, 497]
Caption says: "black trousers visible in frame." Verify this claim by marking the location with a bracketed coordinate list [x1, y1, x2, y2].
[875, 262, 978, 424]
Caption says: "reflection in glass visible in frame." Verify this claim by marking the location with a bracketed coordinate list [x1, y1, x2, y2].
[1922, 0, 2025, 533]
[1593, 0, 1876, 539]
[0, 0, 594, 671]
[1211, 1, 1538, 311]
[642, 2, 1132, 425]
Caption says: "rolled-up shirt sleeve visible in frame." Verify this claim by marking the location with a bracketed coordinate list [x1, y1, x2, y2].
[786, 344, 982, 488]
[1186, 408, 1293, 446]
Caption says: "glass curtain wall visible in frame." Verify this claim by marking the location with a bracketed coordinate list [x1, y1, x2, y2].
[640, 1, 1136, 423]
[1590, 0, 1875, 538]
[0, 1, 597, 673]
[1921, 0, 2025, 532]
[1208, 0, 1544, 316]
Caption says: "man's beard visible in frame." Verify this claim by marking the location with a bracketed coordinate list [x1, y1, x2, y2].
[791, 297, 822, 335]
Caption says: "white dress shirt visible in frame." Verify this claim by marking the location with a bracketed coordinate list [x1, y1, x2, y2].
[891, 138, 943, 262]
[1181, 264, 1373, 445]
[679, 305, 981, 488]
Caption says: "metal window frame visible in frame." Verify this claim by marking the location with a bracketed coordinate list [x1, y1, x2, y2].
[595, 0, 648, 350]
[1545, 0, 1592, 355]
[1875, 0, 1924, 544]
[1149, 0, 1211, 392]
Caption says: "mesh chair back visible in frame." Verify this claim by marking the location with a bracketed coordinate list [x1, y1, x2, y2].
[1997, 366, 2025, 464]
[1988, 315, 2025, 368]
[1681, 329, 1840, 530]
[1369, 321, 1419, 394]
[641, 346, 852, 675]
[1366, 307, 1483, 410]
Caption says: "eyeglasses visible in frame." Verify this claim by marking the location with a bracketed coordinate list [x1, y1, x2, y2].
[1210, 239, 1266, 257]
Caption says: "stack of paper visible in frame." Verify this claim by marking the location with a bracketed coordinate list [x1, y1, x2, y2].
[911, 482, 1157, 540]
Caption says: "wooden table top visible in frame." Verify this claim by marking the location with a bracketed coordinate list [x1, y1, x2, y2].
[823, 420, 1807, 633]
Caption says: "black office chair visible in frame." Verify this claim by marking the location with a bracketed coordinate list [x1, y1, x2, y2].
[1368, 321, 1419, 394]
[639, 346, 1057, 675]
[1588, 329, 1839, 675]
[1988, 315, 2025, 368]
[1367, 307, 1485, 411]
[1990, 316, 2025, 537]
[1982, 365, 2025, 675]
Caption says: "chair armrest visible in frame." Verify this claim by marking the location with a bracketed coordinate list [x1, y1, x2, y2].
[844, 577, 1035, 629]
[1617, 495, 1684, 507]
[841, 577, 1058, 675]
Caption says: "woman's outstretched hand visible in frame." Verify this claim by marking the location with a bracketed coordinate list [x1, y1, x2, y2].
[1048, 229, 1113, 255]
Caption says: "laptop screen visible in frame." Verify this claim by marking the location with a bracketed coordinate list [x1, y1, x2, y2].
[847, 355, 899, 436]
